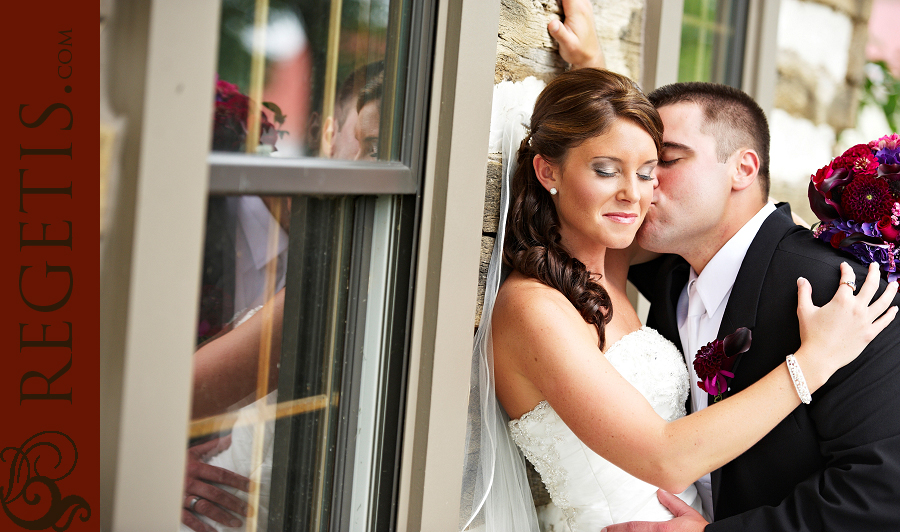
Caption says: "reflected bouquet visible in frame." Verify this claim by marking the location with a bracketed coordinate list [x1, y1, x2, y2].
[808, 134, 900, 281]
[212, 78, 286, 153]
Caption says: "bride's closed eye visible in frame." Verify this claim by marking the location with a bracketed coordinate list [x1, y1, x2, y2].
[638, 163, 657, 181]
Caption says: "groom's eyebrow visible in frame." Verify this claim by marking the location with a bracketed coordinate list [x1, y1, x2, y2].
[661, 141, 693, 153]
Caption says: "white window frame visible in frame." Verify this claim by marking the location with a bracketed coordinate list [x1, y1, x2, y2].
[100, 1, 500, 531]
[643, 0, 781, 111]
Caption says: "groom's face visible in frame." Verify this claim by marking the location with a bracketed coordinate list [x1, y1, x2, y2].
[636, 102, 733, 260]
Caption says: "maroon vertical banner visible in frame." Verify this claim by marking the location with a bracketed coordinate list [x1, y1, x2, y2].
[0, 2, 98, 531]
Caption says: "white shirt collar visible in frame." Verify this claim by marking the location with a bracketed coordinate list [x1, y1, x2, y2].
[689, 202, 776, 317]
[237, 196, 289, 271]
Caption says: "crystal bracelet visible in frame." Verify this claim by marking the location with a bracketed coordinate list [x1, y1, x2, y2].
[786, 354, 812, 405]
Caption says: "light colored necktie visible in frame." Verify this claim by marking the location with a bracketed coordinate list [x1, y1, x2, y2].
[685, 278, 715, 519]
[686, 279, 705, 358]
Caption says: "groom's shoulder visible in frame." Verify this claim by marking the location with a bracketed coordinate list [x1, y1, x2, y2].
[754, 209, 848, 279]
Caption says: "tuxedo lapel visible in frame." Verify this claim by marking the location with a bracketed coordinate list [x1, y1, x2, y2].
[717, 205, 798, 377]
[658, 257, 690, 343]
[710, 203, 800, 508]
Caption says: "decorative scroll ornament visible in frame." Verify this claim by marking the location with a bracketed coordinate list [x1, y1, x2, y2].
[1, 431, 91, 530]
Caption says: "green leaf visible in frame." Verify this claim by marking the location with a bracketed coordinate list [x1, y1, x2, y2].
[262, 101, 287, 125]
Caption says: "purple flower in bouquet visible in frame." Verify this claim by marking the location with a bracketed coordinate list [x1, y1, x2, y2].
[871, 134, 900, 165]
[693, 327, 752, 402]
[808, 134, 900, 281]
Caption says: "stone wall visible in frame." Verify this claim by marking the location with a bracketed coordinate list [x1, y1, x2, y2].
[770, 0, 876, 223]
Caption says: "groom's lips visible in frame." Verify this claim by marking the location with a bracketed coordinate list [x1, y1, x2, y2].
[604, 212, 638, 224]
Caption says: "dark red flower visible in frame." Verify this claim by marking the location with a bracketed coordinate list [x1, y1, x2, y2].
[878, 216, 900, 242]
[830, 231, 847, 248]
[693, 328, 752, 398]
[809, 164, 854, 221]
[840, 174, 894, 223]
[833, 144, 879, 177]
[212, 78, 278, 152]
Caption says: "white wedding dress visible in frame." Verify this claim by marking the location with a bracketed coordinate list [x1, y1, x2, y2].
[508, 327, 703, 531]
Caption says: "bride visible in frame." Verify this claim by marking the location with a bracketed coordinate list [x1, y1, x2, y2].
[458, 66, 897, 532]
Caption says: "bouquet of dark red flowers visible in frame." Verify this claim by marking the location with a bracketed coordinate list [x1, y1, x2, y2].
[212, 78, 286, 153]
[693, 327, 752, 402]
[808, 134, 900, 281]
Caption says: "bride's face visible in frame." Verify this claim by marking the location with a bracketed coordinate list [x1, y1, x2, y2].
[539, 118, 658, 254]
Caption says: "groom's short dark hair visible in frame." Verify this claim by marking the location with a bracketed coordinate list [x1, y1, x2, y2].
[648, 82, 770, 197]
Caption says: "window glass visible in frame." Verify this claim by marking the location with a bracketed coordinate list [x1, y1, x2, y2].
[185, 0, 420, 530]
[678, 0, 747, 87]
[212, 0, 401, 161]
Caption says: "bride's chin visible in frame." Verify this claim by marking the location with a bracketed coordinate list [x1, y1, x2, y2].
[602, 234, 638, 250]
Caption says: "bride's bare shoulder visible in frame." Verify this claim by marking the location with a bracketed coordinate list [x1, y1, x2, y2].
[493, 271, 583, 330]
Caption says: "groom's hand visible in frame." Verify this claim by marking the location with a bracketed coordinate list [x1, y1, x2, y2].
[601, 489, 708, 532]
[182, 435, 252, 532]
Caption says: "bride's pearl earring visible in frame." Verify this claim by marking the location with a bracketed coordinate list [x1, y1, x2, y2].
[550, 187, 558, 195]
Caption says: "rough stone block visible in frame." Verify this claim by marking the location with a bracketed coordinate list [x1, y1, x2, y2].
[812, 0, 872, 19]
[827, 84, 861, 131]
[775, 50, 819, 121]
[474, 234, 494, 329]
[495, 0, 643, 84]
[484, 154, 503, 234]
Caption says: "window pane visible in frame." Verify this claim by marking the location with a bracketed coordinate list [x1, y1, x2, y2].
[187, 1, 424, 530]
[211, 0, 409, 162]
[678, 0, 747, 87]
[188, 193, 410, 531]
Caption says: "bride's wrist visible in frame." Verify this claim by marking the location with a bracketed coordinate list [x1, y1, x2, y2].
[790, 348, 828, 394]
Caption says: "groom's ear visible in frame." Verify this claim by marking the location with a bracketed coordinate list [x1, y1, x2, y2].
[533, 154, 559, 192]
[731, 148, 760, 193]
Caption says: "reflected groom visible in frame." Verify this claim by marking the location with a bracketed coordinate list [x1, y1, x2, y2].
[621, 82, 900, 531]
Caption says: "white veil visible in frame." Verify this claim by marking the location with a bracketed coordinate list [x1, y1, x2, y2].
[458, 79, 544, 532]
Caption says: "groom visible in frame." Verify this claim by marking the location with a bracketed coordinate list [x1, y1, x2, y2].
[616, 82, 900, 531]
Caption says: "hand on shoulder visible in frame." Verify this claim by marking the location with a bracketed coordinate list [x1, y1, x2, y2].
[794, 261, 898, 390]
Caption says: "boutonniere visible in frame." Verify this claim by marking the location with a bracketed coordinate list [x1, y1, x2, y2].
[693, 327, 752, 402]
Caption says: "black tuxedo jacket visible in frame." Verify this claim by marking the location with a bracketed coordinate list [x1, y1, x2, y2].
[630, 204, 900, 531]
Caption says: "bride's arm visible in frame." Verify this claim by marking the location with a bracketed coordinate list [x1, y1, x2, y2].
[549, 0, 605, 69]
[493, 262, 896, 493]
[191, 287, 285, 419]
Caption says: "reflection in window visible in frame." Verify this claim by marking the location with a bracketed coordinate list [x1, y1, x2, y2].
[211, 0, 394, 159]
[187, 1, 416, 531]
[678, 0, 748, 87]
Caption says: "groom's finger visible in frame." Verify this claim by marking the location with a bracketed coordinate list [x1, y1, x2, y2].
[601, 521, 658, 531]
[655, 489, 694, 517]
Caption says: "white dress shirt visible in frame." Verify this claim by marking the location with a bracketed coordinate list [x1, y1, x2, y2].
[234, 196, 289, 314]
[676, 201, 776, 518]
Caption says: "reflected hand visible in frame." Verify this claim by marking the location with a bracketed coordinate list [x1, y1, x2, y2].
[182, 435, 252, 532]
[548, 0, 605, 69]
[601, 489, 707, 532]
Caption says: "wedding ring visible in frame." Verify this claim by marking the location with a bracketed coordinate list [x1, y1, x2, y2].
[841, 280, 857, 291]
[188, 495, 201, 512]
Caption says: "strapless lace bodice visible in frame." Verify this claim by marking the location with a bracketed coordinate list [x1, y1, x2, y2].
[508, 327, 701, 531]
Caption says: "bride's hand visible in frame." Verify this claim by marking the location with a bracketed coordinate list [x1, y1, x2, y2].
[795, 262, 898, 389]
[548, 0, 605, 69]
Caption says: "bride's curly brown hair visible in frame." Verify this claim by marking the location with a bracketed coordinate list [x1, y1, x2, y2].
[505, 68, 662, 350]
